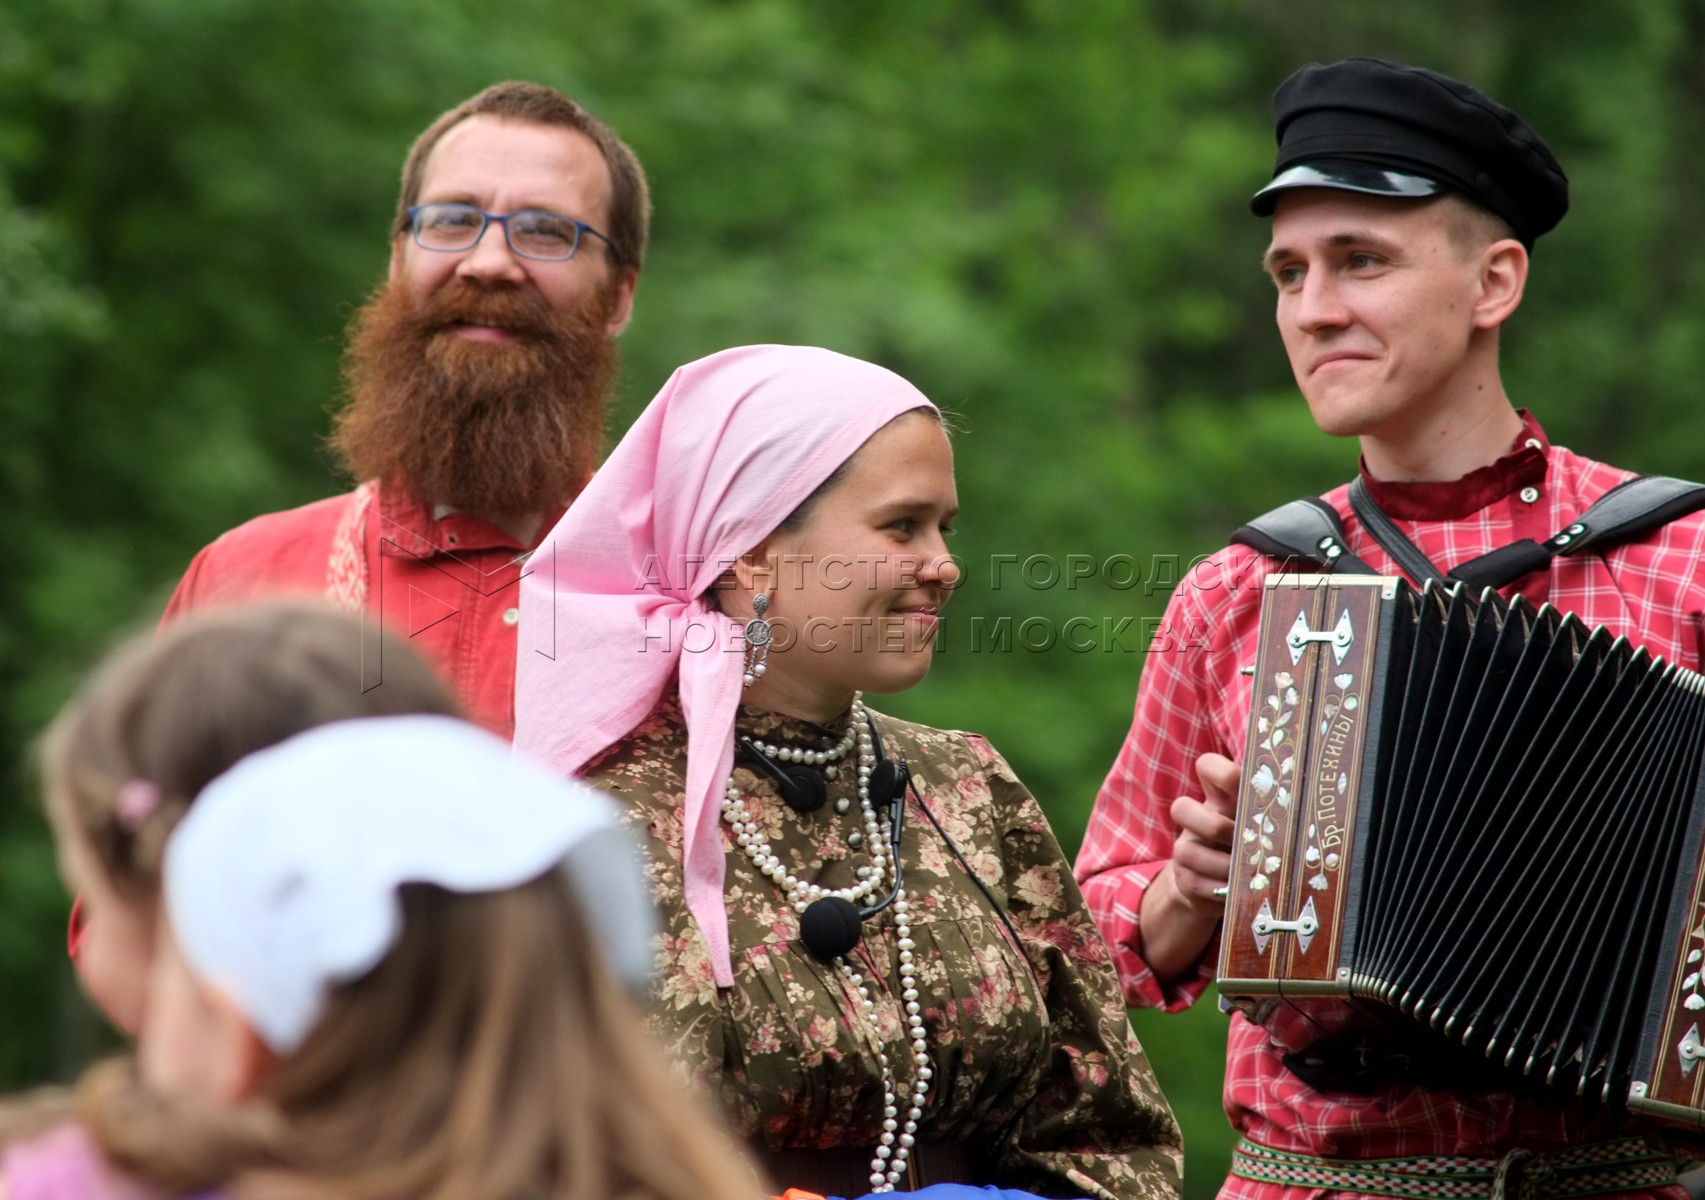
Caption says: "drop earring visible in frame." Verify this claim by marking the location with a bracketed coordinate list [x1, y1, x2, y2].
[742, 592, 772, 688]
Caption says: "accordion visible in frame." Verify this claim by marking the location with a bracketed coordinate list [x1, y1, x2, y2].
[1216, 574, 1705, 1127]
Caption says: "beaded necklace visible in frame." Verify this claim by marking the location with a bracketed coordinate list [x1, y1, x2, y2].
[720, 695, 929, 1192]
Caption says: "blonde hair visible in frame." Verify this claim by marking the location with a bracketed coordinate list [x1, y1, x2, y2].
[1433, 191, 1519, 257]
[84, 878, 763, 1200]
[0, 1087, 81, 1148]
[37, 603, 762, 1200]
[40, 602, 461, 902]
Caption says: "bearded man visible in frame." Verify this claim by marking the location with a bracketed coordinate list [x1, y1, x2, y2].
[164, 82, 648, 737]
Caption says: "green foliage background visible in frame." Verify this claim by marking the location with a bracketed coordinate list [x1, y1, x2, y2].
[5, 3, 1705, 1196]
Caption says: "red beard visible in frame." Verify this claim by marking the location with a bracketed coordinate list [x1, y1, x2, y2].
[330, 276, 619, 518]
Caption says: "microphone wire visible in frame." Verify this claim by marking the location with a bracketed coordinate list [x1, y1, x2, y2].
[866, 717, 1034, 973]
[858, 757, 907, 919]
[908, 785, 1037, 975]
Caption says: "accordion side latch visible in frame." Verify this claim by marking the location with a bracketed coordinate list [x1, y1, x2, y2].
[1285, 609, 1356, 665]
[1251, 896, 1319, 955]
[1678, 1025, 1705, 1077]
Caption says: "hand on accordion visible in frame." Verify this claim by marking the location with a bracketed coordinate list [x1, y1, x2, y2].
[1139, 753, 1241, 984]
[1171, 752, 1240, 907]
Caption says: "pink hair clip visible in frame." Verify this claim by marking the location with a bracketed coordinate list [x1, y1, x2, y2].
[115, 779, 163, 831]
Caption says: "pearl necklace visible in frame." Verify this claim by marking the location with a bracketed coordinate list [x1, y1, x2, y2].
[721, 695, 929, 1193]
[745, 721, 857, 776]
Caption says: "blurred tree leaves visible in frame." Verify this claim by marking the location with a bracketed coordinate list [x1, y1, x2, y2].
[6, 3, 1705, 1195]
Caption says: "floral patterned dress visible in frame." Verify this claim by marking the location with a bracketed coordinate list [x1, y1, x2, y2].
[583, 697, 1183, 1200]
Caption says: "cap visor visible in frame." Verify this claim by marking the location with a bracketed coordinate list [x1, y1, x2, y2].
[1250, 162, 1444, 215]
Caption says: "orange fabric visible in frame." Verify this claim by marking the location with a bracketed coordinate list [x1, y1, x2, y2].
[163, 485, 564, 739]
[67, 894, 86, 958]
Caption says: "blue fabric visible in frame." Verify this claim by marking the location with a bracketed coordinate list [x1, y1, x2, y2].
[842, 1187, 1086, 1200]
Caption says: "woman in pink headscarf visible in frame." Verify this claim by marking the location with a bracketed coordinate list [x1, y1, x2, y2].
[515, 345, 1180, 1200]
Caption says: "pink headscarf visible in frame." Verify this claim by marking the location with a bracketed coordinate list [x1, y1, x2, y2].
[514, 344, 937, 987]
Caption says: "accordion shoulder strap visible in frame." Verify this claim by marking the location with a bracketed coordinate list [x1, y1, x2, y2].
[1450, 473, 1705, 589]
[1349, 476, 1445, 585]
[1232, 474, 1705, 591]
[1228, 497, 1378, 575]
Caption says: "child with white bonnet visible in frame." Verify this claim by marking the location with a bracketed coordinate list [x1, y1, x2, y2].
[11, 606, 761, 1200]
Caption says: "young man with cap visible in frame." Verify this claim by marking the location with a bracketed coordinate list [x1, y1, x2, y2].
[1076, 57, 1705, 1200]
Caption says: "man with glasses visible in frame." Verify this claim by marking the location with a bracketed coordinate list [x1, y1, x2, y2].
[161, 81, 649, 737]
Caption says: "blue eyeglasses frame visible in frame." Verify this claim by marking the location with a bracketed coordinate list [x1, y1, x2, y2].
[405, 202, 615, 262]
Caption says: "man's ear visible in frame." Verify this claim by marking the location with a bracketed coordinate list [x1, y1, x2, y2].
[602, 267, 639, 337]
[387, 233, 406, 284]
[1472, 238, 1528, 330]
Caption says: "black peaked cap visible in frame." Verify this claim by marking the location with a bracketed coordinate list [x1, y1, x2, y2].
[1250, 57, 1569, 248]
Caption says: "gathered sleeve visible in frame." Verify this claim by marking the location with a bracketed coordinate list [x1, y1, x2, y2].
[587, 703, 1182, 1200]
[1073, 550, 1267, 1011]
[963, 735, 1183, 1200]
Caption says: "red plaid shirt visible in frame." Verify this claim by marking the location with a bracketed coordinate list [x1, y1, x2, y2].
[1076, 415, 1705, 1198]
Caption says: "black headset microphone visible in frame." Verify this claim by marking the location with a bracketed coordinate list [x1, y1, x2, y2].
[737, 729, 909, 962]
[737, 734, 832, 814]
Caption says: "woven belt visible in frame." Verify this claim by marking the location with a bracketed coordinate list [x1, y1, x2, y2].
[1231, 1137, 1678, 1200]
[751, 1140, 976, 1198]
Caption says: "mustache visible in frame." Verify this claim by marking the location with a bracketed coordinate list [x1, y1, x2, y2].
[328, 273, 619, 515]
[416, 280, 556, 339]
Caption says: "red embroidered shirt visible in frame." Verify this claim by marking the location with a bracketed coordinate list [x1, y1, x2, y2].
[163, 484, 562, 738]
[1075, 415, 1705, 1196]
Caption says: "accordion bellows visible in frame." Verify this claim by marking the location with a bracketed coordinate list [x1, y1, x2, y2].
[1217, 574, 1705, 1126]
